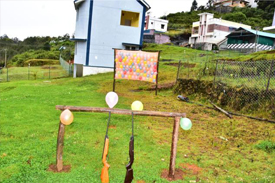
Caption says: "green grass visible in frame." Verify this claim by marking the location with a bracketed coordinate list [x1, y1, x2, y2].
[1, 59, 275, 182]
[0, 65, 68, 82]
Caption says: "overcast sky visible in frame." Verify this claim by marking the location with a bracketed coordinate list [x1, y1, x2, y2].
[0, 0, 255, 40]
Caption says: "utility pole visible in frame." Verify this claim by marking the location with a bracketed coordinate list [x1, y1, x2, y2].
[254, 27, 259, 53]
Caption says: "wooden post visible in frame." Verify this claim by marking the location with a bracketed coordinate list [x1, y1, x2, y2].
[56, 122, 65, 171]
[55, 105, 186, 174]
[155, 51, 161, 96]
[113, 49, 116, 92]
[168, 116, 180, 178]
[176, 60, 181, 83]
[266, 60, 274, 93]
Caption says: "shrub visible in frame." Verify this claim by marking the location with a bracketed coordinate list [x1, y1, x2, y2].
[255, 141, 275, 153]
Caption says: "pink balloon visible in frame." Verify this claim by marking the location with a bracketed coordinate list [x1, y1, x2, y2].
[105, 92, 118, 108]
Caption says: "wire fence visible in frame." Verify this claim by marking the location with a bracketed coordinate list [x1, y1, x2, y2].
[176, 59, 275, 119]
[0, 64, 74, 83]
[212, 60, 275, 113]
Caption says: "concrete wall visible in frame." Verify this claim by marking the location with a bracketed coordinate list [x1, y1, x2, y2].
[83, 66, 113, 76]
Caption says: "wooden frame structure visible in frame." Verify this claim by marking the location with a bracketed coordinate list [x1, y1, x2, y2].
[54, 105, 186, 178]
[112, 49, 160, 95]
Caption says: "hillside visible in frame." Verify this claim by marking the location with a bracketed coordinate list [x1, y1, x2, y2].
[0, 34, 75, 67]
[163, 2, 275, 36]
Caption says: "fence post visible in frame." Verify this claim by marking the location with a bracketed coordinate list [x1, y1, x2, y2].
[49, 65, 51, 79]
[176, 60, 181, 83]
[28, 63, 30, 80]
[266, 60, 274, 93]
[168, 116, 180, 178]
[6, 67, 9, 82]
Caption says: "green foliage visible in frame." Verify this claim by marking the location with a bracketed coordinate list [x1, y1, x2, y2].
[190, 0, 198, 12]
[219, 50, 275, 62]
[11, 50, 60, 66]
[222, 12, 247, 23]
[165, 4, 273, 33]
[255, 141, 275, 153]
[222, 7, 272, 30]
[0, 34, 75, 67]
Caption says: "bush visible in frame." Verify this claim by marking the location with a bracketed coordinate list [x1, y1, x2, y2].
[255, 141, 275, 153]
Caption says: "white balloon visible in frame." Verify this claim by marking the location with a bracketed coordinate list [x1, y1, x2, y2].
[105, 92, 118, 108]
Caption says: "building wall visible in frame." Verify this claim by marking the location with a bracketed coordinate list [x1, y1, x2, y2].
[74, 42, 87, 65]
[146, 16, 168, 32]
[189, 13, 251, 50]
[74, 0, 89, 39]
[154, 34, 171, 44]
[87, 0, 144, 68]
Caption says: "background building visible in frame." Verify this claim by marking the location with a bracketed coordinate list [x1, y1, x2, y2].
[226, 27, 275, 52]
[143, 29, 171, 44]
[189, 12, 251, 50]
[72, 0, 150, 77]
[144, 14, 168, 32]
[214, 0, 251, 13]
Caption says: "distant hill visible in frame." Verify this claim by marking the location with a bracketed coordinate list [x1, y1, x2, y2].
[162, 4, 275, 35]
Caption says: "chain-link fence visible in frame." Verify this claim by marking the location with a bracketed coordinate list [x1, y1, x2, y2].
[59, 56, 73, 76]
[0, 57, 73, 82]
[212, 60, 275, 113]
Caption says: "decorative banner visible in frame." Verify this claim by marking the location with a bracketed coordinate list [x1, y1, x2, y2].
[114, 50, 159, 83]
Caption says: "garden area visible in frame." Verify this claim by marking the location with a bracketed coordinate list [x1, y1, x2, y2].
[1, 49, 275, 182]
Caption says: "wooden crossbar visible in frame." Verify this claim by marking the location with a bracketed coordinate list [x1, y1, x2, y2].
[56, 105, 186, 118]
[54, 105, 186, 178]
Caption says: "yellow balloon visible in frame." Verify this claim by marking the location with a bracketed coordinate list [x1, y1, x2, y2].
[131, 101, 143, 111]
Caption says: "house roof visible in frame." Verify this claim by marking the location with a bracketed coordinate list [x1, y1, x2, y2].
[137, 0, 151, 10]
[227, 27, 275, 39]
[74, 0, 150, 10]
[74, 0, 85, 9]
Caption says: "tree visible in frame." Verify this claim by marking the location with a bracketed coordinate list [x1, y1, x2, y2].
[222, 12, 247, 23]
[198, 5, 205, 11]
[206, 0, 214, 9]
[190, 0, 198, 12]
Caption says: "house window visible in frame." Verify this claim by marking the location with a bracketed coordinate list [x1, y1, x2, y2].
[161, 24, 165, 29]
[131, 47, 136, 50]
[120, 10, 140, 27]
[126, 46, 130, 50]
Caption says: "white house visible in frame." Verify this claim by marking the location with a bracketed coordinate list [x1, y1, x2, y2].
[144, 15, 168, 32]
[72, 0, 150, 77]
[264, 9, 275, 33]
[189, 13, 251, 50]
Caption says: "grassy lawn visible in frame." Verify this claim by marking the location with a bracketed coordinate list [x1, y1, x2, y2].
[0, 65, 69, 82]
[1, 58, 275, 182]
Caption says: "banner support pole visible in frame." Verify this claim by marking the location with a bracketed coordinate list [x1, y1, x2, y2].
[113, 49, 116, 92]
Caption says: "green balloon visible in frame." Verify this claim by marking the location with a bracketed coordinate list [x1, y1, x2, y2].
[180, 118, 192, 130]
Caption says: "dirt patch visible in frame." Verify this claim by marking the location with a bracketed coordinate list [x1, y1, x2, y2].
[148, 82, 176, 91]
[41, 66, 58, 69]
[180, 163, 202, 175]
[165, 63, 196, 68]
[109, 125, 116, 129]
[161, 168, 184, 181]
[48, 164, 71, 173]
[136, 180, 146, 183]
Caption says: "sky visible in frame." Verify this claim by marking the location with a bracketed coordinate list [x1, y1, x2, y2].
[0, 0, 256, 41]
